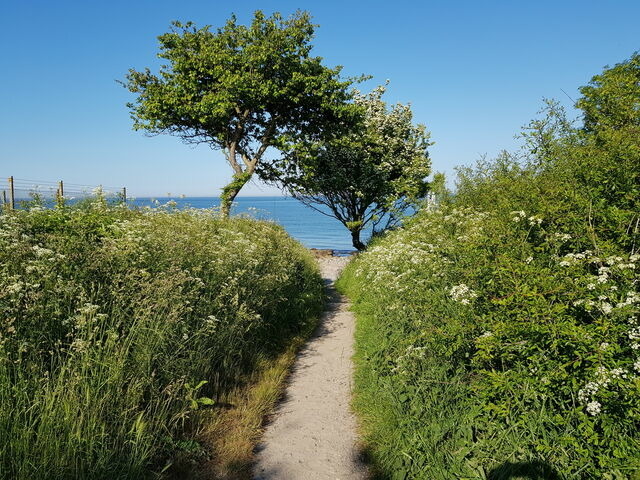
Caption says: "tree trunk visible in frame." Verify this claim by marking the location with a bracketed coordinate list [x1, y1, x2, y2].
[220, 190, 237, 218]
[351, 229, 366, 251]
[220, 171, 252, 218]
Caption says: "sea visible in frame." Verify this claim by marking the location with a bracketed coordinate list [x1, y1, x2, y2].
[130, 196, 366, 252]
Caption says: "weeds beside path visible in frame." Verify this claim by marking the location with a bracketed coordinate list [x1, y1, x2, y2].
[253, 255, 367, 480]
[0, 204, 324, 480]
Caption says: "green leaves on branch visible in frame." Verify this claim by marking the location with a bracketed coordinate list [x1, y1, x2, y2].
[268, 83, 432, 250]
[578, 52, 640, 133]
[123, 11, 355, 214]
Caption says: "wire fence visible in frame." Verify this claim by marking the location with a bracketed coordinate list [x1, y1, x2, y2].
[0, 176, 126, 209]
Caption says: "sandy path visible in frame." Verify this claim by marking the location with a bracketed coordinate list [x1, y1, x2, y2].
[253, 256, 367, 480]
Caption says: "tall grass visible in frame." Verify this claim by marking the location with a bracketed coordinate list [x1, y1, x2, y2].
[0, 198, 323, 479]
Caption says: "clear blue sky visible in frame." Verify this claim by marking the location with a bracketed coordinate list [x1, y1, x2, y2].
[0, 0, 638, 197]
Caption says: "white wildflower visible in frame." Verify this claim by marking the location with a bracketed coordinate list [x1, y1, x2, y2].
[586, 401, 601, 416]
[600, 303, 613, 314]
[617, 263, 635, 270]
[610, 368, 627, 379]
[449, 284, 478, 304]
[578, 381, 599, 402]
[78, 303, 100, 316]
[32, 245, 54, 257]
[6, 283, 23, 294]
[554, 233, 572, 242]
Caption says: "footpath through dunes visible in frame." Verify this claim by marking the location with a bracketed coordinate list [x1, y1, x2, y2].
[253, 255, 367, 480]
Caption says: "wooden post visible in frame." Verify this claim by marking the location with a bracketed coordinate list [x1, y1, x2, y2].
[56, 180, 64, 206]
[2, 190, 6, 207]
[122, 187, 127, 203]
[8, 176, 14, 210]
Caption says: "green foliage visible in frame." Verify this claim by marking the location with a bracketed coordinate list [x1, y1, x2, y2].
[267, 84, 432, 250]
[339, 53, 640, 478]
[578, 52, 640, 132]
[0, 199, 323, 479]
[123, 11, 355, 211]
[341, 208, 640, 479]
[428, 171, 450, 203]
[572, 54, 640, 251]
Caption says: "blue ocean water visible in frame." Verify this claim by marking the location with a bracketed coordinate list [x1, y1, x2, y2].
[131, 196, 365, 251]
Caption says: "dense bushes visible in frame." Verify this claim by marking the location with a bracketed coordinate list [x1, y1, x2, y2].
[339, 54, 639, 478]
[0, 198, 323, 479]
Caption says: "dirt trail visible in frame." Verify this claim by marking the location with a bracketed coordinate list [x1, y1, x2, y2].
[253, 256, 367, 480]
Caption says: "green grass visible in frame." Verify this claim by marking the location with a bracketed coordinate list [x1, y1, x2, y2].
[0, 198, 323, 479]
[194, 320, 318, 480]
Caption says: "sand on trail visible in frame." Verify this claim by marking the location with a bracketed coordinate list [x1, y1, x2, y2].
[253, 255, 367, 480]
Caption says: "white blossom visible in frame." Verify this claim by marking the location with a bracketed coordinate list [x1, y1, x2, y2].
[586, 401, 601, 416]
[449, 284, 477, 304]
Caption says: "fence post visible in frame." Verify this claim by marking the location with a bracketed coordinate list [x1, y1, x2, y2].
[8, 176, 14, 210]
[2, 190, 6, 208]
[122, 187, 127, 203]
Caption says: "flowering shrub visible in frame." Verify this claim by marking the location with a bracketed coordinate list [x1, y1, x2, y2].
[339, 204, 639, 478]
[340, 54, 640, 479]
[0, 198, 323, 479]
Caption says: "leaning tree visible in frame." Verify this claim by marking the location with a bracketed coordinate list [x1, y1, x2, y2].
[123, 11, 354, 216]
[266, 84, 432, 250]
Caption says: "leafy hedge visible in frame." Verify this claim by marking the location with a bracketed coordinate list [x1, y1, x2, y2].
[339, 54, 640, 479]
[0, 199, 323, 479]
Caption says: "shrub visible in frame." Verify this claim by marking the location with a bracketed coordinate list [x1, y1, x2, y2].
[340, 205, 639, 478]
[339, 54, 640, 479]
